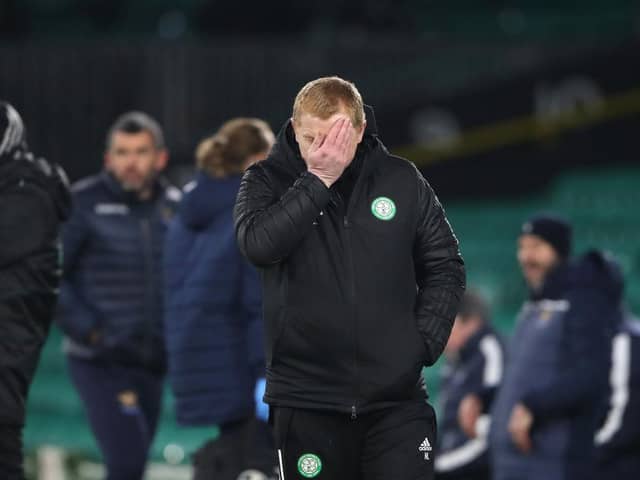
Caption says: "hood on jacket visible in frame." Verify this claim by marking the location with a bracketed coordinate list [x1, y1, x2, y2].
[0, 101, 71, 221]
[38, 157, 71, 222]
[571, 249, 625, 306]
[535, 249, 624, 307]
[179, 171, 241, 229]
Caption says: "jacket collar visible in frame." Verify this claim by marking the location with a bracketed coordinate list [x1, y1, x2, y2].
[179, 172, 241, 229]
[529, 261, 571, 301]
[101, 170, 165, 205]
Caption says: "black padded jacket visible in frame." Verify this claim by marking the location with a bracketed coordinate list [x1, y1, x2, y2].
[234, 108, 465, 416]
[0, 153, 70, 426]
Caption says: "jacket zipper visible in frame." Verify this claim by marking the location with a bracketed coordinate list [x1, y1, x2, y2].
[344, 165, 368, 421]
[140, 218, 155, 366]
[343, 214, 358, 420]
[332, 187, 360, 420]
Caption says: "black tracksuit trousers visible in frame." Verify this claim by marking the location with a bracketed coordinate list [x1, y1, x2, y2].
[0, 425, 23, 480]
[272, 401, 437, 480]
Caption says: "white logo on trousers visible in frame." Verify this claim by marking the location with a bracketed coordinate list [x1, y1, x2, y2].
[419, 437, 432, 460]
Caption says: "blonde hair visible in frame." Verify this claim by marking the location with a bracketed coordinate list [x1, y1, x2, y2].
[196, 118, 274, 177]
[292, 76, 365, 128]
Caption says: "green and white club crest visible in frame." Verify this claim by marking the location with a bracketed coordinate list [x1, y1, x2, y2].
[297, 453, 322, 478]
[371, 196, 396, 221]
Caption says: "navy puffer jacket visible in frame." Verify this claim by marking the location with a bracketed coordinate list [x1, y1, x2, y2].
[164, 172, 264, 427]
[57, 172, 180, 372]
[490, 251, 622, 480]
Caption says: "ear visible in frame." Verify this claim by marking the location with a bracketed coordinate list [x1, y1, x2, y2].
[156, 149, 169, 172]
[103, 152, 111, 168]
[355, 120, 367, 144]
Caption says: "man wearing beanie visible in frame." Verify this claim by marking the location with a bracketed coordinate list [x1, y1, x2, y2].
[0, 102, 71, 478]
[459, 213, 622, 480]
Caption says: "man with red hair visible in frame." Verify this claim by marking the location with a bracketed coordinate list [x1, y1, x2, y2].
[235, 76, 465, 480]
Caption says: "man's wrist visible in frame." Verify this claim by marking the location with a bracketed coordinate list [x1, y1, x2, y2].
[307, 169, 334, 188]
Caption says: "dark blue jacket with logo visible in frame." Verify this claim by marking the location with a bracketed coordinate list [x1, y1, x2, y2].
[490, 251, 622, 480]
[164, 172, 264, 427]
[595, 314, 640, 480]
[436, 325, 505, 478]
[56, 172, 180, 372]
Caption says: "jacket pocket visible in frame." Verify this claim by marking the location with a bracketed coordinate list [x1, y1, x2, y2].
[358, 311, 426, 402]
[530, 418, 571, 459]
[410, 317, 431, 365]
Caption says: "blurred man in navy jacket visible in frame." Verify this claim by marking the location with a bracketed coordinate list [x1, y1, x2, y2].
[436, 290, 504, 480]
[460, 214, 620, 480]
[57, 112, 180, 480]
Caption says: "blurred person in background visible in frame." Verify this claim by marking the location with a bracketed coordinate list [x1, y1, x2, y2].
[164, 118, 276, 480]
[0, 102, 70, 479]
[595, 311, 640, 479]
[436, 290, 504, 480]
[235, 76, 465, 480]
[460, 214, 621, 480]
[56, 112, 180, 480]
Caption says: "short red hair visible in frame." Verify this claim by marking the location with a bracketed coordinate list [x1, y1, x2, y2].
[292, 76, 365, 129]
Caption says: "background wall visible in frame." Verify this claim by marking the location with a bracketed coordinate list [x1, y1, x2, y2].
[2, 1, 639, 477]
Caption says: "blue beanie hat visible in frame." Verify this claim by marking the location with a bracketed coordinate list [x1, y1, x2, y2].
[521, 213, 572, 258]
